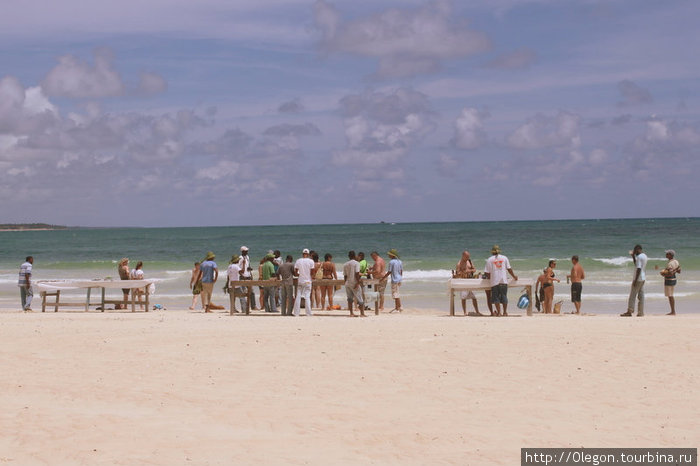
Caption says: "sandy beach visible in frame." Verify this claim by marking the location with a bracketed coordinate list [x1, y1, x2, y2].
[1, 307, 698, 465]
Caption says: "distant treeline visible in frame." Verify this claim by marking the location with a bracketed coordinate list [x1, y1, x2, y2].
[0, 223, 67, 230]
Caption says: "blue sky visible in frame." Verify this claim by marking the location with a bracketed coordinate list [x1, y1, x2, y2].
[1, 0, 698, 226]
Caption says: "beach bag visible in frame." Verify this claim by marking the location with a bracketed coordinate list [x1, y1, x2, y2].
[315, 267, 324, 280]
[517, 292, 529, 309]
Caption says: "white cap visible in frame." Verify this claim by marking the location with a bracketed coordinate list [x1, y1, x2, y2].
[302, 248, 310, 254]
[240, 246, 249, 252]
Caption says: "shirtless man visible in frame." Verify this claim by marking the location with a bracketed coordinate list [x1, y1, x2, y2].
[369, 251, 387, 310]
[453, 250, 482, 315]
[567, 255, 585, 314]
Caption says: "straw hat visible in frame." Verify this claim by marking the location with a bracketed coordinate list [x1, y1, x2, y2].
[387, 248, 400, 258]
[230, 254, 240, 264]
[204, 251, 216, 261]
[491, 245, 501, 254]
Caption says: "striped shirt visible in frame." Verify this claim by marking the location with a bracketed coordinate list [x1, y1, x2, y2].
[18, 261, 32, 287]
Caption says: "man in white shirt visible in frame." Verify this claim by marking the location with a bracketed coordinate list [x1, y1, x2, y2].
[226, 254, 241, 313]
[293, 248, 315, 317]
[238, 246, 257, 311]
[622, 244, 647, 317]
[483, 245, 518, 316]
[18, 256, 34, 311]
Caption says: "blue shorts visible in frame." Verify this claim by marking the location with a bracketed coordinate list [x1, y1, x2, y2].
[490, 284, 508, 304]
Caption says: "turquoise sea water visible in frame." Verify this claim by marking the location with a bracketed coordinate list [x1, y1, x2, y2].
[1, 218, 698, 314]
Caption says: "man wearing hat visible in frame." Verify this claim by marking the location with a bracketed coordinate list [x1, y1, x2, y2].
[226, 254, 242, 313]
[659, 249, 681, 315]
[197, 251, 218, 313]
[293, 248, 315, 316]
[238, 246, 257, 311]
[483, 245, 518, 316]
[382, 249, 403, 313]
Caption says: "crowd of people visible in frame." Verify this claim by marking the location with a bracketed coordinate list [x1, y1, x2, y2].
[186, 247, 404, 316]
[16, 244, 682, 316]
[452, 244, 681, 317]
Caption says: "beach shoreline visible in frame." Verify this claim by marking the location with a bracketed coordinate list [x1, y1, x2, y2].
[2, 309, 698, 465]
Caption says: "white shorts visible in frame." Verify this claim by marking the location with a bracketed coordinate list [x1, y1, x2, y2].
[391, 282, 401, 299]
[460, 290, 476, 300]
[664, 285, 675, 297]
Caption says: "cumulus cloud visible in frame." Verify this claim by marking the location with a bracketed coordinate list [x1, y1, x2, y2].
[507, 111, 581, 150]
[331, 88, 434, 191]
[41, 48, 125, 99]
[617, 80, 653, 107]
[278, 98, 305, 114]
[314, 0, 491, 79]
[451, 108, 487, 150]
[485, 48, 536, 69]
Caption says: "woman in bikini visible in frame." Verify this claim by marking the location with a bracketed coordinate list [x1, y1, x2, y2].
[543, 259, 560, 314]
[320, 253, 338, 310]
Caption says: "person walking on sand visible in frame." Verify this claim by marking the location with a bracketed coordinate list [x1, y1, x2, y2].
[483, 245, 518, 317]
[293, 248, 315, 317]
[658, 249, 680, 315]
[542, 259, 560, 314]
[383, 249, 403, 313]
[369, 251, 387, 310]
[18, 256, 34, 312]
[343, 251, 365, 317]
[567, 255, 585, 314]
[197, 252, 219, 313]
[621, 244, 647, 317]
[453, 250, 482, 316]
[117, 257, 130, 310]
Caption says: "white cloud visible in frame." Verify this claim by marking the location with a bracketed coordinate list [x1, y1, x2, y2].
[507, 111, 581, 150]
[332, 88, 434, 190]
[451, 108, 487, 150]
[314, 0, 491, 78]
[41, 48, 125, 99]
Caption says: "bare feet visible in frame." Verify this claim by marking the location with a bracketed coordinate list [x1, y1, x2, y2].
[667, 311, 676, 315]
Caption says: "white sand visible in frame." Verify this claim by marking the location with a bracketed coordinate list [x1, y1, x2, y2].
[1, 308, 698, 465]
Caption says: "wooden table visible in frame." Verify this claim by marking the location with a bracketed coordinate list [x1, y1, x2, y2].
[233, 278, 384, 316]
[36, 279, 155, 312]
[447, 278, 535, 316]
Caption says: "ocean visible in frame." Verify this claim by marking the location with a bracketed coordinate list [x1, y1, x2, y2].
[2, 218, 699, 314]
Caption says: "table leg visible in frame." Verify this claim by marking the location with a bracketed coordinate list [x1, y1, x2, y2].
[450, 288, 455, 316]
[55, 290, 60, 312]
[145, 286, 149, 312]
[526, 285, 533, 316]
[101, 288, 106, 312]
[86, 288, 91, 312]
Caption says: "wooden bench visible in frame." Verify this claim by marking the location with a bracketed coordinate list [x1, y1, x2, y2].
[232, 278, 383, 316]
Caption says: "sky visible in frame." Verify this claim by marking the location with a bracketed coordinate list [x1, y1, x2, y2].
[1, 0, 699, 227]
